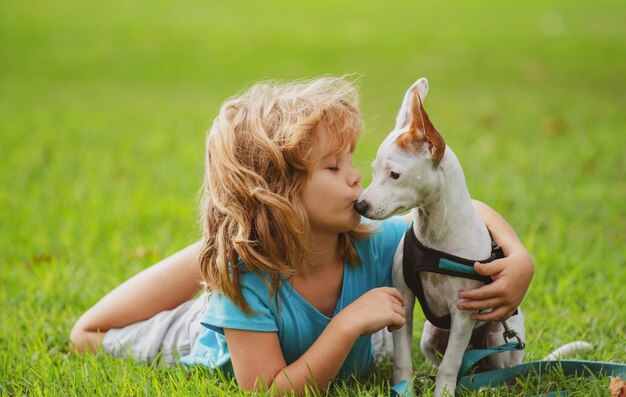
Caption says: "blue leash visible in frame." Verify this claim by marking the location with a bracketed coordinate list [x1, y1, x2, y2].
[459, 358, 626, 389]
[391, 341, 626, 396]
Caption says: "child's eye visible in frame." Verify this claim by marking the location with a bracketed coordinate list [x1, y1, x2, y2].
[328, 165, 339, 171]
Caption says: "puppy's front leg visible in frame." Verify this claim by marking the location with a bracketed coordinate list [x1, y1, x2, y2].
[391, 251, 416, 384]
[434, 309, 474, 397]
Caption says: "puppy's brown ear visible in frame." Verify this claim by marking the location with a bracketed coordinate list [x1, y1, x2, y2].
[407, 90, 446, 166]
[396, 92, 425, 152]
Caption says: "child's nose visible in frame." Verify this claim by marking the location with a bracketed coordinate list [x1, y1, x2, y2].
[349, 167, 362, 187]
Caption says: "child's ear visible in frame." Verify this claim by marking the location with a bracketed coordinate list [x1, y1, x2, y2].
[397, 89, 446, 166]
[394, 78, 429, 131]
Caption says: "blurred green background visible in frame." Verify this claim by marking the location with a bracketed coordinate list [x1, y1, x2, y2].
[1, 0, 625, 394]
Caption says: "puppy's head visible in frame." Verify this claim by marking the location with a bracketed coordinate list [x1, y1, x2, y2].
[354, 78, 446, 219]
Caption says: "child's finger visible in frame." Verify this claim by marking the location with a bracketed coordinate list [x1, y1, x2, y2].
[382, 287, 404, 305]
[387, 320, 404, 332]
[391, 301, 405, 317]
[457, 297, 501, 312]
[459, 282, 501, 301]
[470, 306, 515, 322]
[388, 312, 405, 329]
[473, 259, 506, 277]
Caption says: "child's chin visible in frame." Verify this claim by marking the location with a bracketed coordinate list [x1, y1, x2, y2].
[347, 212, 362, 229]
[327, 212, 362, 234]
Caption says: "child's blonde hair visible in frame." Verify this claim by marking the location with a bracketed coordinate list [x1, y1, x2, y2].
[200, 76, 371, 312]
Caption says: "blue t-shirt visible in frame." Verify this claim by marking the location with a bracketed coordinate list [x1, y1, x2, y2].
[180, 217, 407, 377]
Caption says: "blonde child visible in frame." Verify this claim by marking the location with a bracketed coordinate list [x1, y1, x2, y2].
[70, 77, 533, 393]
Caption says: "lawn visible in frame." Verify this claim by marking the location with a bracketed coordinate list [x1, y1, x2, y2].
[1, 0, 625, 395]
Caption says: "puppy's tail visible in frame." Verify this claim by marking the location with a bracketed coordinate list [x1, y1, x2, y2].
[542, 341, 594, 361]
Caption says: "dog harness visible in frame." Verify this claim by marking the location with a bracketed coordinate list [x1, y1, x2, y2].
[402, 225, 505, 330]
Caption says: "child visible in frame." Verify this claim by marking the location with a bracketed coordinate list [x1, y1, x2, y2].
[70, 76, 534, 394]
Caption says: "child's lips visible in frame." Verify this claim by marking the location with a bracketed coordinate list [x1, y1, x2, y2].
[350, 192, 362, 204]
[350, 199, 361, 212]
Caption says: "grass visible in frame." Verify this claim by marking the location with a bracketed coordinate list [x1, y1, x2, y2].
[1, 0, 625, 395]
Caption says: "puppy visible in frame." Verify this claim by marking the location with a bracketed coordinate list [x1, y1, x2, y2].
[355, 78, 524, 396]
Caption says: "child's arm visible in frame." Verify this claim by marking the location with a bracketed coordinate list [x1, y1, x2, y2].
[70, 241, 203, 352]
[224, 287, 405, 394]
[457, 200, 535, 321]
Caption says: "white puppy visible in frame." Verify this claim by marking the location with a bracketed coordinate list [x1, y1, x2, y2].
[354, 78, 524, 396]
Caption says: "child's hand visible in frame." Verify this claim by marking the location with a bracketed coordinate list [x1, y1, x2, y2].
[336, 287, 405, 337]
[457, 250, 534, 322]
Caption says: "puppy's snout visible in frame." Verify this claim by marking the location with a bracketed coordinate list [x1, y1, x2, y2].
[353, 199, 370, 215]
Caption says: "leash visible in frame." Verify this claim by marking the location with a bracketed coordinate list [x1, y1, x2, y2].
[390, 323, 626, 396]
[458, 319, 526, 377]
[458, 325, 626, 396]
[391, 358, 626, 397]
[458, 359, 626, 393]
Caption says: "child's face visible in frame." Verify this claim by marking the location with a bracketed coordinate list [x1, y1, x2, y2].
[302, 126, 363, 235]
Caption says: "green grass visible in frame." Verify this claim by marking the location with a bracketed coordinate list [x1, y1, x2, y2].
[1, 0, 625, 395]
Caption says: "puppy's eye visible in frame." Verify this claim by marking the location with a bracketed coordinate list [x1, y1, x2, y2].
[390, 171, 400, 180]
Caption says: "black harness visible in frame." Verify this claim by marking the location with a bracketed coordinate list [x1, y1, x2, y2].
[402, 225, 505, 329]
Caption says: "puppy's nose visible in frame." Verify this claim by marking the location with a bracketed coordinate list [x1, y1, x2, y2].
[353, 200, 370, 215]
